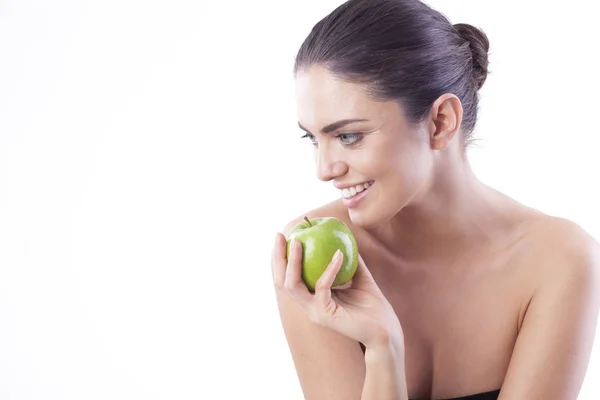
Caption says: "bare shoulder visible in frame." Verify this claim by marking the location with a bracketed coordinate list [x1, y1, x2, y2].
[497, 214, 600, 398]
[526, 215, 600, 281]
[276, 199, 365, 400]
[282, 198, 353, 236]
[517, 214, 600, 321]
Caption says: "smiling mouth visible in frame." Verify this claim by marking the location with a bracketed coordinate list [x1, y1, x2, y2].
[341, 181, 374, 199]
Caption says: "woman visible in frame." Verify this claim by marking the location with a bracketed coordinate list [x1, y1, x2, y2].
[270, 0, 600, 399]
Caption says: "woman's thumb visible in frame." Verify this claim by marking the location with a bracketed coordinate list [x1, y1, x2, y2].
[354, 253, 375, 282]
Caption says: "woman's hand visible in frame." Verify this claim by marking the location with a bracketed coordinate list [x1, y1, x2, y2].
[272, 232, 403, 349]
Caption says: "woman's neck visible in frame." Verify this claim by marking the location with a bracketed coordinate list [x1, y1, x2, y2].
[369, 161, 519, 264]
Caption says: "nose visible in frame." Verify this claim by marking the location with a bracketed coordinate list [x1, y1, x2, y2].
[315, 145, 347, 182]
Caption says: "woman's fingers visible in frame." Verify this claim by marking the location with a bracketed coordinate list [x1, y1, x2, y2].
[272, 232, 346, 319]
[333, 279, 353, 290]
[283, 238, 312, 303]
[314, 249, 343, 306]
[354, 253, 374, 281]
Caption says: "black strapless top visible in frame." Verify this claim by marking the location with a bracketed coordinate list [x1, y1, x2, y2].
[446, 389, 500, 399]
[412, 389, 500, 400]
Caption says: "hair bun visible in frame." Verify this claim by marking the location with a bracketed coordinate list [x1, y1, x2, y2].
[453, 23, 490, 90]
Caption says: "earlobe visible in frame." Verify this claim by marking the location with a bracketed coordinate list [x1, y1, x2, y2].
[429, 94, 463, 150]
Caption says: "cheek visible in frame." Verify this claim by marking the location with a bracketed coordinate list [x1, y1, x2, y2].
[382, 141, 432, 192]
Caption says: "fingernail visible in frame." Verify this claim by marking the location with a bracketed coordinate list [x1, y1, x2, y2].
[333, 249, 342, 261]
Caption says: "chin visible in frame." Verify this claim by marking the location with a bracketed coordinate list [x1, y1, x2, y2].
[345, 190, 405, 230]
[347, 207, 385, 230]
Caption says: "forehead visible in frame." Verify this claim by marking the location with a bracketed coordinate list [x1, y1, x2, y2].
[295, 65, 383, 129]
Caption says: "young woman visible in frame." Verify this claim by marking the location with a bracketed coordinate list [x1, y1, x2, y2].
[271, 0, 600, 399]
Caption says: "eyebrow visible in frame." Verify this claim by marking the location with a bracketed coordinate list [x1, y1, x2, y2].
[298, 118, 368, 135]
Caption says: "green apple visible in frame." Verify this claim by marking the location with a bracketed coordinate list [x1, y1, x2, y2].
[286, 216, 358, 292]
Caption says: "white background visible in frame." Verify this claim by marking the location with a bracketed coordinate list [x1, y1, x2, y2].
[1, 0, 599, 399]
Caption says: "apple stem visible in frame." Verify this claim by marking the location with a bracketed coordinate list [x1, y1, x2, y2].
[304, 216, 312, 227]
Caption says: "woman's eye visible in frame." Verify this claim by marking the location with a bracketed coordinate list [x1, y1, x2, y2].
[301, 133, 318, 146]
[338, 133, 362, 146]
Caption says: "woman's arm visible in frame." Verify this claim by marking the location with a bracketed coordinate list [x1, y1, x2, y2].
[497, 221, 600, 399]
[275, 287, 366, 399]
[273, 214, 409, 399]
[362, 332, 409, 400]
[274, 215, 366, 399]
[276, 289, 409, 400]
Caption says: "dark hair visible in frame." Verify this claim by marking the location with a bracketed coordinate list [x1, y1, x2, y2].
[294, 0, 490, 147]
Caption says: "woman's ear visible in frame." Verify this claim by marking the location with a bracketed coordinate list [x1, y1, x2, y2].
[427, 93, 463, 150]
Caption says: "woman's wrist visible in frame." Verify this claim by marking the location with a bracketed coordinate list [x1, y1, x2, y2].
[364, 327, 405, 363]
[363, 317, 404, 352]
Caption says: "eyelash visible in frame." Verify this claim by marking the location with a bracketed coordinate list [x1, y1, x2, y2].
[300, 132, 364, 147]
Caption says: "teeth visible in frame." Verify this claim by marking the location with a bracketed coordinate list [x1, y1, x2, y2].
[341, 181, 373, 199]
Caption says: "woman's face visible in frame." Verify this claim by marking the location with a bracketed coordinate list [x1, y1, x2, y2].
[295, 65, 436, 229]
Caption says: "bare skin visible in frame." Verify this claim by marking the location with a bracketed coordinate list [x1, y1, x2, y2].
[272, 65, 600, 400]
